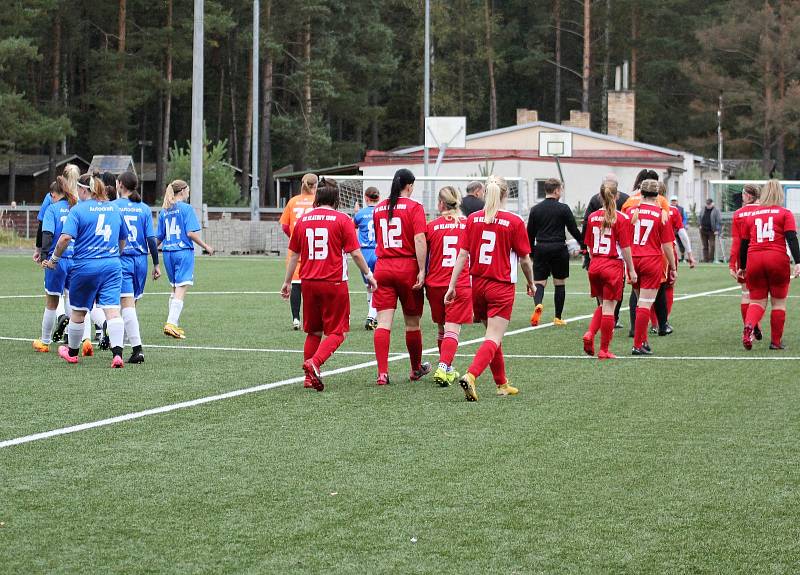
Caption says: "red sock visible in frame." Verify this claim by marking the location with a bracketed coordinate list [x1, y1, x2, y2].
[439, 331, 459, 366]
[405, 329, 422, 371]
[744, 303, 765, 329]
[468, 340, 498, 379]
[600, 314, 615, 352]
[770, 309, 786, 346]
[489, 344, 506, 386]
[374, 328, 390, 375]
[666, 285, 674, 316]
[304, 334, 322, 360]
[634, 307, 651, 348]
[313, 333, 344, 366]
[740, 303, 749, 324]
[649, 306, 658, 329]
[588, 306, 602, 336]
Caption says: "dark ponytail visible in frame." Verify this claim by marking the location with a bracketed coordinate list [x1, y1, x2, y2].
[388, 168, 415, 220]
[119, 171, 140, 202]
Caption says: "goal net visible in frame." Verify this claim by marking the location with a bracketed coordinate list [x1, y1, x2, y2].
[324, 176, 530, 216]
[709, 180, 800, 213]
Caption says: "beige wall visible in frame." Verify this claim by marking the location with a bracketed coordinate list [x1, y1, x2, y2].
[465, 126, 644, 153]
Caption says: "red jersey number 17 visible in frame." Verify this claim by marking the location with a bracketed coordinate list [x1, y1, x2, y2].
[633, 219, 654, 245]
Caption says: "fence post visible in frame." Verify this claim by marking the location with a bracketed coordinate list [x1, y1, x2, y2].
[26, 208, 30, 239]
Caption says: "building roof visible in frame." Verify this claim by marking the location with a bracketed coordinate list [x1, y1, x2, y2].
[89, 155, 136, 175]
[391, 120, 690, 158]
[0, 154, 89, 177]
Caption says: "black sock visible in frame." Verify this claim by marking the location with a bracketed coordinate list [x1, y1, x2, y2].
[554, 285, 566, 319]
[68, 347, 79, 357]
[629, 291, 638, 331]
[290, 283, 302, 320]
[654, 284, 668, 329]
[614, 298, 623, 323]
[112, 346, 123, 358]
[132, 345, 142, 355]
[534, 284, 545, 305]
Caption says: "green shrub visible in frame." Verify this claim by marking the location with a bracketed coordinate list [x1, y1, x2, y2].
[166, 139, 241, 207]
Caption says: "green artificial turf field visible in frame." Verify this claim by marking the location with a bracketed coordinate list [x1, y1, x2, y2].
[1, 253, 799, 574]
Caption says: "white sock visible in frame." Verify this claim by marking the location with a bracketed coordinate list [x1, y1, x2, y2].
[55, 296, 65, 316]
[68, 320, 84, 351]
[63, 292, 72, 317]
[438, 361, 448, 372]
[106, 316, 125, 350]
[41, 309, 57, 344]
[121, 307, 142, 346]
[90, 307, 106, 329]
[167, 298, 184, 325]
[83, 318, 93, 340]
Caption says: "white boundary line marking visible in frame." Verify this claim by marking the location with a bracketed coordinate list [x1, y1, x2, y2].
[0, 290, 613, 299]
[449, 353, 800, 361]
[0, 285, 741, 449]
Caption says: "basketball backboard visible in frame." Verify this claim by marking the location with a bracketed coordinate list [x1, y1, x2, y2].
[538, 132, 573, 158]
[425, 116, 466, 149]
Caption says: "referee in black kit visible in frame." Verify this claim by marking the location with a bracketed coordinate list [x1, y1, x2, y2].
[527, 178, 584, 326]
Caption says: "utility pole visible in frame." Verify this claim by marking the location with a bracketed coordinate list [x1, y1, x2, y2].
[191, 0, 204, 235]
[250, 0, 260, 220]
[423, 0, 430, 178]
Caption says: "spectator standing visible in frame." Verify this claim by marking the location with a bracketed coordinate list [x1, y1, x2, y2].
[700, 198, 721, 262]
[461, 181, 485, 217]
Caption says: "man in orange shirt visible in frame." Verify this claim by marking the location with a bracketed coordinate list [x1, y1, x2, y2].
[279, 173, 317, 329]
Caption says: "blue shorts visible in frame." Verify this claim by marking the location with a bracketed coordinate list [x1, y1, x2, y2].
[69, 258, 122, 311]
[163, 250, 195, 287]
[121, 254, 148, 300]
[44, 258, 73, 296]
[360, 248, 377, 284]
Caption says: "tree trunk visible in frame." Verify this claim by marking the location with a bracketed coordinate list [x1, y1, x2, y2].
[228, 40, 239, 168]
[371, 92, 379, 150]
[116, 0, 127, 151]
[304, 16, 312, 130]
[259, 0, 273, 205]
[484, 0, 497, 130]
[601, 0, 611, 132]
[217, 64, 225, 142]
[158, 0, 173, 196]
[762, 1, 773, 173]
[241, 45, 254, 200]
[776, 0, 786, 175]
[458, 0, 465, 115]
[581, 0, 591, 114]
[631, 5, 638, 88]
[156, 87, 164, 200]
[49, 11, 61, 183]
[554, 0, 561, 122]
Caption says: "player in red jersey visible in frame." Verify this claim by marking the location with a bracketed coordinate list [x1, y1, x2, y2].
[426, 186, 472, 387]
[281, 178, 377, 391]
[624, 180, 677, 355]
[372, 169, 429, 385]
[728, 184, 763, 341]
[582, 181, 637, 359]
[738, 180, 800, 350]
[649, 182, 696, 335]
[445, 175, 534, 401]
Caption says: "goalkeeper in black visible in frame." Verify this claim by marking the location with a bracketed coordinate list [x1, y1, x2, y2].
[526, 178, 584, 326]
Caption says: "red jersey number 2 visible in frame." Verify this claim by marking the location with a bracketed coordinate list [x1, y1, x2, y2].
[479, 231, 496, 264]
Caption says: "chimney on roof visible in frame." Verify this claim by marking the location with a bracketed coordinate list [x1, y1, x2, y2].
[516, 108, 538, 125]
[607, 60, 636, 140]
[561, 110, 591, 130]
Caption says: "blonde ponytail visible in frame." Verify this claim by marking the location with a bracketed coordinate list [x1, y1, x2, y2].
[483, 175, 508, 224]
[438, 186, 462, 221]
[600, 181, 617, 232]
[163, 179, 189, 209]
[760, 179, 783, 207]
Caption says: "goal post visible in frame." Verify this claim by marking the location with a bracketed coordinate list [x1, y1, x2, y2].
[709, 180, 800, 213]
[323, 175, 530, 217]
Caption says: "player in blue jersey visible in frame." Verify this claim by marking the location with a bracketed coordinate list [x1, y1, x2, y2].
[353, 187, 381, 329]
[114, 171, 161, 363]
[44, 174, 130, 367]
[32, 178, 76, 352]
[157, 180, 214, 339]
[34, 164, 80, 344]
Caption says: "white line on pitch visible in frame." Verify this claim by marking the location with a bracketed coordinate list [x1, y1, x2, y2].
[446, 353, 800, 361]
[0, 284, 741, 449]
[0, 290, 600, 299]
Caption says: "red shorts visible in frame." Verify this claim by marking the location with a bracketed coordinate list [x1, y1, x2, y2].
[588, 258, 624, 302]
[426, 284, 473, 325]
[746, 253, 791, 300]
[633, 255, 664, 290]
[472, 276, 515, 322]
[301, 280, 350, 335]
[373, 258, 424, 316]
